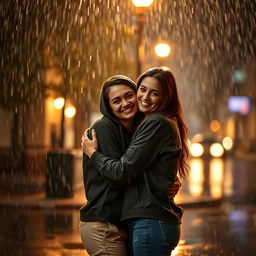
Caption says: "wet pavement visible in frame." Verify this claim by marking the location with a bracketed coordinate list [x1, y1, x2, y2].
[178, 203, 256, 256]
[0, 153, 256, 256]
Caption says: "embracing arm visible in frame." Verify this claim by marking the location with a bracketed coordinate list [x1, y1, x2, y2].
[82, 118, 128, 189]
[85, 116, 181, 184]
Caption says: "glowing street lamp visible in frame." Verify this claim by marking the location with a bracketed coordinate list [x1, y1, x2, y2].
[64, 106, 76, 118]
[132, 0, 154, 77]
[53, 97, 66, 147]
[132, 0, 154, 7]
[154, 43, 171, 58]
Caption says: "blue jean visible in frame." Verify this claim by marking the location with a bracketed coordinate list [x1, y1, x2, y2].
[126, 219, 180, 256]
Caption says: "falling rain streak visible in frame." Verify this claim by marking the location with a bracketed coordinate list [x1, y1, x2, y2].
[0, 1, 256, 255]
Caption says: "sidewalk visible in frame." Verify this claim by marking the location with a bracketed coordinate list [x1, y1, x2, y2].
[1, 155, 255, 256]
[1, 149, 255, 210]
[2, 150, 256, 210]
[0, 179, 222, 210]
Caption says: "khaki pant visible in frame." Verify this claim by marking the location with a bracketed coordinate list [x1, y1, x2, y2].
[79, 221, 128, 256]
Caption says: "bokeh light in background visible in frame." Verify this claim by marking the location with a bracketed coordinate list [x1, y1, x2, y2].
[154, 43, 171, 58]
[210, 120, 220, 133]
[222, 136, 233, 151]
[189, 143, 204, 157]
[210, 143, 224, 157]
[232, 69, 246, 83]
[189, 158, 204, 197]
[209, 158, 224, 198]
[53, 97, 65, 109]
[65, 106, 76, 118]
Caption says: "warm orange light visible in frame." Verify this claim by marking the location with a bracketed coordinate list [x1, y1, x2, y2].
[210, 143, 224, 157]
[65, 106, 76, 118]
[222, 136, 233, 151]
[171, 245, 180, 256]
[226, 118, 235, 138]
[210, 120, 220, 133]
[54, 97, 65, 109]
[190, 143, 204, 157]
[209, 158, 224, 198]
[132, 0, 154, 7]
[154, 43, 171, 58]
[189, 158, 204, 197]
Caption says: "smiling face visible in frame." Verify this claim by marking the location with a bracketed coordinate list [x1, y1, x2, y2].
[137, 76, 162, 116]
[108, 84, 138, 129]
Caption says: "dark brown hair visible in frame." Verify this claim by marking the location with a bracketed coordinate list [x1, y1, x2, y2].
[100, 75, 136, 114]
[100, 75, 143, 127]
[137, 67, 190, 179]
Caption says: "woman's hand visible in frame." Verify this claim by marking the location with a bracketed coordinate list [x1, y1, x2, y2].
[81, 128, 98, 158]
[167, 176, 181, 199]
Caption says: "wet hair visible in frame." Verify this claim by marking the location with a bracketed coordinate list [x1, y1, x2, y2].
[137, 67, 190, 179]
[101, 75, 137, 114]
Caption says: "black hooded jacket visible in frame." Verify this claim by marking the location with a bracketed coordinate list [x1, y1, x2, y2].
[90, 114, 184, 224]
[79, 86, 133, 225]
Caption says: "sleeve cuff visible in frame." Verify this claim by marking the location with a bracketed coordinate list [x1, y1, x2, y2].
[90, 151, 103, 169]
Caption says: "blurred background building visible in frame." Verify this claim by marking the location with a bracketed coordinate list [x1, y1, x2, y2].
[0, 0, 255, 176]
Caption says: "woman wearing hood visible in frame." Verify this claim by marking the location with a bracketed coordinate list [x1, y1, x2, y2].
[82, 68, 189, 256]
[79, 75, 139, 256]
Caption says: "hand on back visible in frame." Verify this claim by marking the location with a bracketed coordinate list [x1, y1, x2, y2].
[81, 128, 98, 157]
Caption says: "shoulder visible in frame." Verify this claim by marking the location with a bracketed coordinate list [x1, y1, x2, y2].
[141, 114, 179, 134]
[91, 116, 117, 131]
[142, 113, 165, 124]
[143, 113, 174, 127]
[135, 114, 170, 135]
[90, 116, 119, 139]
[164, 116, 179, 131]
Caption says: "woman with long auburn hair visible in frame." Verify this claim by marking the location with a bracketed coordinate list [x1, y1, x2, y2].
[136, 67, 190, 179]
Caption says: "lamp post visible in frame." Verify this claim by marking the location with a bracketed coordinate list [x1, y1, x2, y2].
[132, 0, 154, 77]
[154, 42, 171, 66]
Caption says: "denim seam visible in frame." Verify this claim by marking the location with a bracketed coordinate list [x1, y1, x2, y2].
[158, 220, 168, 248]
[146, 219, 150, 256]
[158, 221, 180, 252]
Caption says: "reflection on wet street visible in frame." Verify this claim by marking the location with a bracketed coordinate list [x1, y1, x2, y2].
[0, 156, 256, 256]
[0, 208, 86, 256]
[175, 204, 256, 256]
[177, 157, 225, 203]
[176, 156, 256, 206]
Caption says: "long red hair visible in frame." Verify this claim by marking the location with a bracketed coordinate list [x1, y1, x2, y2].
[137, 67, 190, 179]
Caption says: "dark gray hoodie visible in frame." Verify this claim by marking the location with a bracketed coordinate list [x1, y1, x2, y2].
[80, 76, 136, 225]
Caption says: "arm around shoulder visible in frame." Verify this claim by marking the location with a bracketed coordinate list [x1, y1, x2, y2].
[90, 116, 173, 183]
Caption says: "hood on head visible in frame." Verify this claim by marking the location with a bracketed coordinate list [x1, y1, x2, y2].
[99, 75, 136, 123]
